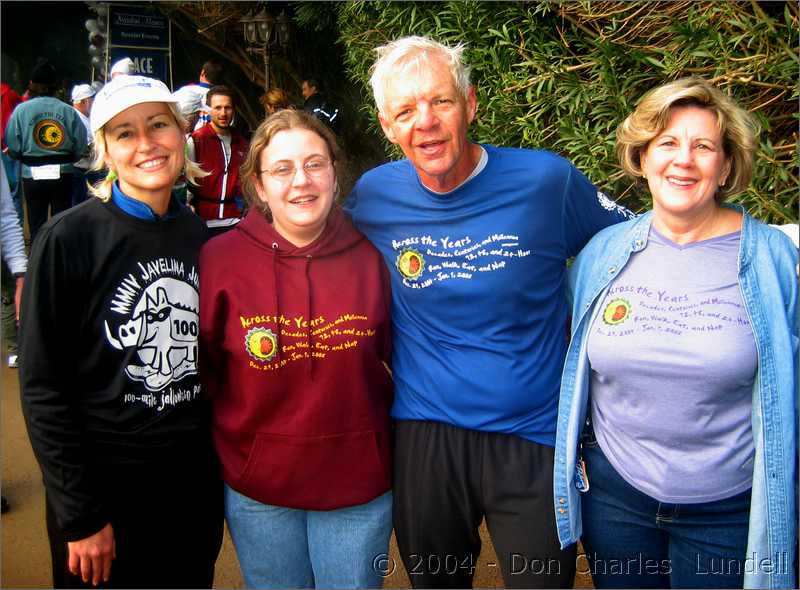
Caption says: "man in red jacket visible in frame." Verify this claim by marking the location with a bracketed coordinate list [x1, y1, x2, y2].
[188, 85, 249, 235]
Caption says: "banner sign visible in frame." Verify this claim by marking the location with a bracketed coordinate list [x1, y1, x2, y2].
[108, 47, 169, 83]
[110, 5, 169, 49]
[106, 3, 172, 86]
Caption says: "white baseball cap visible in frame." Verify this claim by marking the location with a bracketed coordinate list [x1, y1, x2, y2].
[172, 86, 209, 117]
[71, 83, 96, 103]
[110, 57, 135, 77]
[90, 75, 177, 133]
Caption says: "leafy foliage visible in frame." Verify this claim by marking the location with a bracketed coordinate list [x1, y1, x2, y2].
[335, 0, 798, 223]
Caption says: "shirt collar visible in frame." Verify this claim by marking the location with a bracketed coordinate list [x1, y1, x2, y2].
[111, 182, 181, 221]
[425, 145, 488, 196]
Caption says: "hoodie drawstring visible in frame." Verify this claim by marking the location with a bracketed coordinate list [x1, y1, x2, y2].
[271, 242, 281, 368]
[235, 210, 354, 379]
[305, 255, 314, 380]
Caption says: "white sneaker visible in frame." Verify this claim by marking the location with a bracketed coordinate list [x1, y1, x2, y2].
[7, 354, 18, 369]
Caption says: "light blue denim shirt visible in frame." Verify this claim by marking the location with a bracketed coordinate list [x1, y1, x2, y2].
[553, 207, 798, 589]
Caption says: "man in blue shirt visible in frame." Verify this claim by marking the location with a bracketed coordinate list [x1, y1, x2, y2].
[345, 36, 632, 588]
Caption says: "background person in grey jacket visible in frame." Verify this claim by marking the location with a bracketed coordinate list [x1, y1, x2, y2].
[1, 157, 26, 367]
[1, 160, 27, 513]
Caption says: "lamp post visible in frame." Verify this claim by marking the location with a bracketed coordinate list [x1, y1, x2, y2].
[241, 8, 289, 90]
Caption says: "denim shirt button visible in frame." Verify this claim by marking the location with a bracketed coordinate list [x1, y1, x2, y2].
[559, 498, 566, 504]
[608, 266, 616, 274]
[558, 508, 566, 514]
[635, 239, 643, 248]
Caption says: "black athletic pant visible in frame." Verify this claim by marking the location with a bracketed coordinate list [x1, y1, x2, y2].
[46, 455, 223, 589]
[22, 175, 72, 246]
[393, 420, 576, 589]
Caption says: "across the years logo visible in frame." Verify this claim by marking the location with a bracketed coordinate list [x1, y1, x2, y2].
[33, 119, 66, 149]
[603, 298, 631, 325]
[396, 248, 425, 280]
[245, 327, 278, 362]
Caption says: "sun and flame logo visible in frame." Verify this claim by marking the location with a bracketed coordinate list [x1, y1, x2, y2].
[602, 298, 631, 325]
[33, 119, 66, 149]
[245, 327, 278, 362]
[396, 248, 425, 280]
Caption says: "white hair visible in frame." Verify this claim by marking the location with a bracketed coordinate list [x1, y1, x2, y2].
[369, 36, 471, 116]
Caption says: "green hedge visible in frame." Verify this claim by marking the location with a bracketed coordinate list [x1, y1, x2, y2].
[332, 0, 798, 223]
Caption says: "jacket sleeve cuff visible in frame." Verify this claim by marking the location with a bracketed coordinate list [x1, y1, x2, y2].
[60, 511, 111, 543]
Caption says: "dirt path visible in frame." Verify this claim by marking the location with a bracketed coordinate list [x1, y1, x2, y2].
[2, 358, 589, 588]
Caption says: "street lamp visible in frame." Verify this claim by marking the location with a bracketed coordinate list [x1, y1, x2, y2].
[276, 11, 290, 51]
[241, 8, 289, 90]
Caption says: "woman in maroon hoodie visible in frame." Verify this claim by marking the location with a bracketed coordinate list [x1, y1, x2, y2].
[199, 110, 393, 588]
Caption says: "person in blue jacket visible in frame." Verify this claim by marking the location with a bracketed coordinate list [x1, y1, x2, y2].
[554, 77, 797, 589]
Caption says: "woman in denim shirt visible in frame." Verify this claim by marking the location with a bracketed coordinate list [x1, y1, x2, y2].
[554, 77, 797, 589]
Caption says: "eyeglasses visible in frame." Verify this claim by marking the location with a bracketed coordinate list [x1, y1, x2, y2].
[261, 157, 331, 182]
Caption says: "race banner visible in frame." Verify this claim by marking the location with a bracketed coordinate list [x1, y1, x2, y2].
[106, 3, 172, 86]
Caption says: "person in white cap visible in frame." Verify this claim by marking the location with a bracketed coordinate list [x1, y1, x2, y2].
[70, 83, 96, 205]
[173, 58, 224, 131]
[19, 75, 222, 589]
[172, 84, 208, 134]
[171, 87, 209, 205]
[109, 56, 134, 79]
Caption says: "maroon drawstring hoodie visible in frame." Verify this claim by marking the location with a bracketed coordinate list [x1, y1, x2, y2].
[199, 207, 393, 510]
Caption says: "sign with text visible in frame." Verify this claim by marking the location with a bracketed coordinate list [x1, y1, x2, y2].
[107, 3, 172, 86]
[108, 47, 169, 83]
[109, 5, 169, 48]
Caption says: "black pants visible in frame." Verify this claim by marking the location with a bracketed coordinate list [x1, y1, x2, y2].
[393, 420, 576, 589]
[46, 456, 223, 589]
[22, 175, 73, 246]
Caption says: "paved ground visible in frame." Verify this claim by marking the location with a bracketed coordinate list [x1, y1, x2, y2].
[1, 355, 590, 588]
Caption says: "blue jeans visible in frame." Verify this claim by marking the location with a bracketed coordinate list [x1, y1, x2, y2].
[580, 439, 750, 589]
[225, 484, 392, 589]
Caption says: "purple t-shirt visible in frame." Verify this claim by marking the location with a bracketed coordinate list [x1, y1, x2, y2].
[587, 227, 756, 503]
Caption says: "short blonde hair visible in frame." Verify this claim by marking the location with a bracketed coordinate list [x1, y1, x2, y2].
[616, 77, 759, 202]
[240, 110, 342, 217]
[88, 103, 207, 201]
[369, 36, 471, 117]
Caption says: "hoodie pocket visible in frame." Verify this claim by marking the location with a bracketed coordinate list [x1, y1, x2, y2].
[236, 429, 391, 511]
